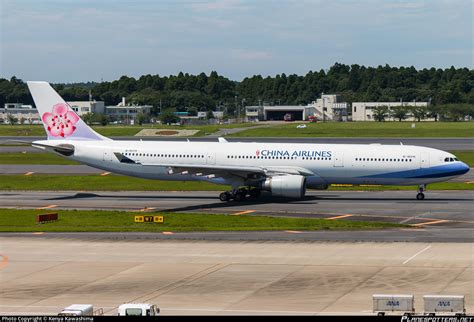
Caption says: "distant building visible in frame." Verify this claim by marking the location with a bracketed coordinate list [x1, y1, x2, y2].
[245, 106, 263, 122]
[197, 111, 224, 119]
[0, 103, 39, 124]
[68, 100, 105, 116]
[352, 101, 429, 121]
[307, 94, 348, 121]
[244, 94, 349, 122]
[106, 97, 152, 124]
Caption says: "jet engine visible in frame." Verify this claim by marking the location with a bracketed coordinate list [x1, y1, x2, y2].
[262, 175, 306, 198]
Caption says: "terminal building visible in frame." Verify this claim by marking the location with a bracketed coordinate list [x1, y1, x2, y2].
[68, 100, 105, 116]
[352, 101, 429, 121]
[0, 103, 38, 124]
[245, 94, 348, 122]
[105, 97, 152, 124]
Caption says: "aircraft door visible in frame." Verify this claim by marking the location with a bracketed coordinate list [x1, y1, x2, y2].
[206, 151, 216, 165]
[420, 152, 430, 168]
[333, 152, 344, 167]
[103, 149, 114, 162]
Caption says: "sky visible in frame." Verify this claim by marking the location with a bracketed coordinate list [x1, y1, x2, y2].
[0, 0, 472, 83]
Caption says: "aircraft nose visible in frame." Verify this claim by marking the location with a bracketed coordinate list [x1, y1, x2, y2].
[459, 162, 470, 174]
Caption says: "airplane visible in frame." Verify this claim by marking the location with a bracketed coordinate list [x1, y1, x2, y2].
[25, 81, 469, 202]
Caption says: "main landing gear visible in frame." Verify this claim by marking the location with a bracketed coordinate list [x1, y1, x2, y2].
[219, 187, 261, 202]
[416, 184, 426, 200]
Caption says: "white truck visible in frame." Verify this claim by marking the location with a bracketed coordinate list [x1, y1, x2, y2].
[118, 303, 160, 316]
[58, 304, 93, 316]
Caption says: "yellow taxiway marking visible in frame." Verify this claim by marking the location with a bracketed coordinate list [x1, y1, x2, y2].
[32, 232, 45, 235]
[0, 255, 9, 271]
[36, 205, 58, 210]
[411, 220, 449, 227]
[285, 230, 302, 234]
[162, 232, 174, 235]
[232, 210, 255, 216]
[326, 214, 353, 220]
[100, 172, 111, 176]
[24, 172, 34, 176]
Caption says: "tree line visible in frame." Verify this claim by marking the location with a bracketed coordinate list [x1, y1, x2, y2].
[1, 63, 473, 120]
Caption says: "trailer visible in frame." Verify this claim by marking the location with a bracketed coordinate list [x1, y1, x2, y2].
[373, 294, 415, 316]
[423, 295, 465, 316]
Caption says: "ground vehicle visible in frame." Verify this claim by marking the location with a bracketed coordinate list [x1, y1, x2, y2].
[117, 303, 160, 316]
[296, 124, 307, 128]
[308, 115, 317, 122]
[58, 304, 93, 316]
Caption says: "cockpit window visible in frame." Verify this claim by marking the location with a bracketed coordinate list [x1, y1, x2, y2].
[445, 157, 457, 162]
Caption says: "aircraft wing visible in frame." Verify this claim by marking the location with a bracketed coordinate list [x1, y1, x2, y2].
[114, 153, 314, 178]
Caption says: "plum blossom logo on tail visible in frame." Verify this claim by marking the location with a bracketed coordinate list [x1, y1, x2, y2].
[42, 103, 79, 137]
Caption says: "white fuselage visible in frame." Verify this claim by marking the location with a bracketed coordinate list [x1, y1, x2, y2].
[34, 139, 469, 188]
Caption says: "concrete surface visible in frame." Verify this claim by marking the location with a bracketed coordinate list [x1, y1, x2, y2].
[0, 238, 472, 315]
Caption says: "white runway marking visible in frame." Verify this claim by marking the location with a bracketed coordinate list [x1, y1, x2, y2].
[403, 245, 432, 265]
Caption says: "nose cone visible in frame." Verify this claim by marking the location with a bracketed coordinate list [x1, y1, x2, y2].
[459, 162, 470, 175]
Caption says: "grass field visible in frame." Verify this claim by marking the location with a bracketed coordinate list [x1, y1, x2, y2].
[452, 151, 474, 166]
[1, 122, 473, 138]
[0, 174, 471, 191]
[0, 123, 259, 137]
[229, 121, 474, 137]
[0, 208, 405, 232]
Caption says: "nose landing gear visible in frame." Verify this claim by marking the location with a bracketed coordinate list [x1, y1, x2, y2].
[416, 184, 426, 200]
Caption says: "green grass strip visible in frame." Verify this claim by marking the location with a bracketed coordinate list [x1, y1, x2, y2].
[0, 209, 405, 232]
[0, 174, 225, 191]
[229, 121, 474, 138]
[0, 123, 260, 137]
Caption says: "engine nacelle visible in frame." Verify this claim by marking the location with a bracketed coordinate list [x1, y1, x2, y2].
[263, 175, 306, 198]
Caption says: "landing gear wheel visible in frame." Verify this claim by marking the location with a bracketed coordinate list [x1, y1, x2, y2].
[219, 192, 231, 202]
[248, 189, 261, 198]
[234, 191, 246, 201]
[416, 192, 425, 200]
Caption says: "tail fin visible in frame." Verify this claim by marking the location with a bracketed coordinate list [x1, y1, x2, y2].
[27, 81, 110, 141]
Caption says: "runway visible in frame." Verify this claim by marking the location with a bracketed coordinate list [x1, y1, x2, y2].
[1, 190, 473, 242]
[2, 136, 474, 150]
[0, 238, 472, 315]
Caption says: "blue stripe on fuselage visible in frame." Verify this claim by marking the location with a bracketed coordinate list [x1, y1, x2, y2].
[361, 163, 469, 179]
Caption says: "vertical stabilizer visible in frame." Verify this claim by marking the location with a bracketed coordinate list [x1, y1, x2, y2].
[27, 81, 110, 141]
